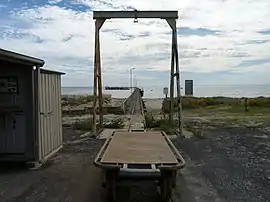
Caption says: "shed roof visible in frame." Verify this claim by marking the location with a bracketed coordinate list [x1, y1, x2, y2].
[0, 48, 45, 67]
[41, 68, 65, 75]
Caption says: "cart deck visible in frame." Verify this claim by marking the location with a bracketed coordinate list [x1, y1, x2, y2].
[101, 131, 178, 164]
[94, 131, 185, 169]
[93, 131, 185, 202]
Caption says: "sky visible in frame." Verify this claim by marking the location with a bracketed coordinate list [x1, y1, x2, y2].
[0, 0, 270, 87]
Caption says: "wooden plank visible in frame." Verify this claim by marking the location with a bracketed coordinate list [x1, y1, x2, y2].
[93, 11, 178, 19]
[101, 132, 178, 164]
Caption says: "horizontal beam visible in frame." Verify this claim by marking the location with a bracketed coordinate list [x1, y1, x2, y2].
[93, 10, 178, 19]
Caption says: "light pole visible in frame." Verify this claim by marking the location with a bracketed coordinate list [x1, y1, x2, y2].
[134, 75, 137, 88]
[130, 67, 136, 94]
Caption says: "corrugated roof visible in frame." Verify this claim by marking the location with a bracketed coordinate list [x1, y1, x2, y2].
[0, 48, 45, 67]
[40, 68, 65, 75]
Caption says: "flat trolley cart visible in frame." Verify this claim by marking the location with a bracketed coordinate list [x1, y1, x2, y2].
[94, 131, 186, 202]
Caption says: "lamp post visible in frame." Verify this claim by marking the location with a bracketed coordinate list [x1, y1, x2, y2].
[134, 75, 137, 88]
[130, 67, 136, 94]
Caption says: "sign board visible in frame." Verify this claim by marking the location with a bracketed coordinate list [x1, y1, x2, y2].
[163, 87, 168, 95]
[185, 80, 193, 96]
[0, 77, 18, 94]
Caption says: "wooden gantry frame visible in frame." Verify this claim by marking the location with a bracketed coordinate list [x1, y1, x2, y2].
[92, 10, 183, 136]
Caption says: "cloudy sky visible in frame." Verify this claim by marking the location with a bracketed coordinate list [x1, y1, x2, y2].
[1, 0, 270, 87]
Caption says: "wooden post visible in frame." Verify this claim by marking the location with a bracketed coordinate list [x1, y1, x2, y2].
[97, 23, 104, 128]
[92, 19, 105, 136]
[169, 30, 175, 127]
[173, 24, 183, 136]
[166, 18, 182, 136]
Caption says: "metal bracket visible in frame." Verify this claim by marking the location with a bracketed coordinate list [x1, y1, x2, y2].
[134, 9, 138, 23]
[95, 19, 106, 30]
[173, 73, 179, 77]
[165, 18, 177, 30]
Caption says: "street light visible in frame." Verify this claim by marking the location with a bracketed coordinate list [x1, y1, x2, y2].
[134, 75, 137, 87]
[130, 67, 136, 94]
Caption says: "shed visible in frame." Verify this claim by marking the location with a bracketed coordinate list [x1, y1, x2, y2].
[0, 48, 65, 164]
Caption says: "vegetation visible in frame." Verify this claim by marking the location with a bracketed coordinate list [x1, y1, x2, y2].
[103, 118, 125, 129]
[62, 94, 111, 107]
[145, 112, 174, 134]
[61, 94, 125, 116]
[71, 117, 125, 131]
[106, 107, 125, 115]
[62, 106, 124, 117]
[72, 119, 94, 131]
[162, 96, 270, 114]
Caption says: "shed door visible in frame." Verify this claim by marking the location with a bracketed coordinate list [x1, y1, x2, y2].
[0, 114, 26, 154]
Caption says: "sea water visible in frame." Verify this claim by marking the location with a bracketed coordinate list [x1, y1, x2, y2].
[62, 85, 270, 98]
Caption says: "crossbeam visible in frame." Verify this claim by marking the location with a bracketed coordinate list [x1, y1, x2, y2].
[93, 10, 178, 19]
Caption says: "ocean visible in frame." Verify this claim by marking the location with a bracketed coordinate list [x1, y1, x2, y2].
[62, 85, 270, 98]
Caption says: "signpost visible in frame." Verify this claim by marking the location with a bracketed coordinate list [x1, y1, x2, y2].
[163, 87, 168, 98]
[163, 87, 169, 119]
[185, 80, 193, 97]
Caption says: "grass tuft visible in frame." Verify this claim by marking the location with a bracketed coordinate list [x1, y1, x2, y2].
[71, 117, 125, 131]
[62, 94, 111, 107]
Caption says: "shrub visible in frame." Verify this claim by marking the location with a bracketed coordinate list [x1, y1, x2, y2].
[61, 94, 112, 106]
[72, 119, 93, 131]
[145, 112, 174, 133]
[104, 118, 125, 129]
[71, 117, 125, 131]
[162, 96, 270, 112]
[145, 112, 156, 128]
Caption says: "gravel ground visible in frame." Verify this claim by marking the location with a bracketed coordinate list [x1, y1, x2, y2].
[173, 125, 270, 202]
[1, 124, 270, 202]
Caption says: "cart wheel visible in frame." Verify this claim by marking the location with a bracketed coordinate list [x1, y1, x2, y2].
[160, 172, 173, 202]
[106, 171, 116, 202]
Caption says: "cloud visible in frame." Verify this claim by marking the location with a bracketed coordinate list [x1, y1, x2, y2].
[238, 58, 270, 67]
[245, 39, 270, 44]
[258, 29, 270, 35]
[178, 27, 222, 36]
[0, 0, 270, 88]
